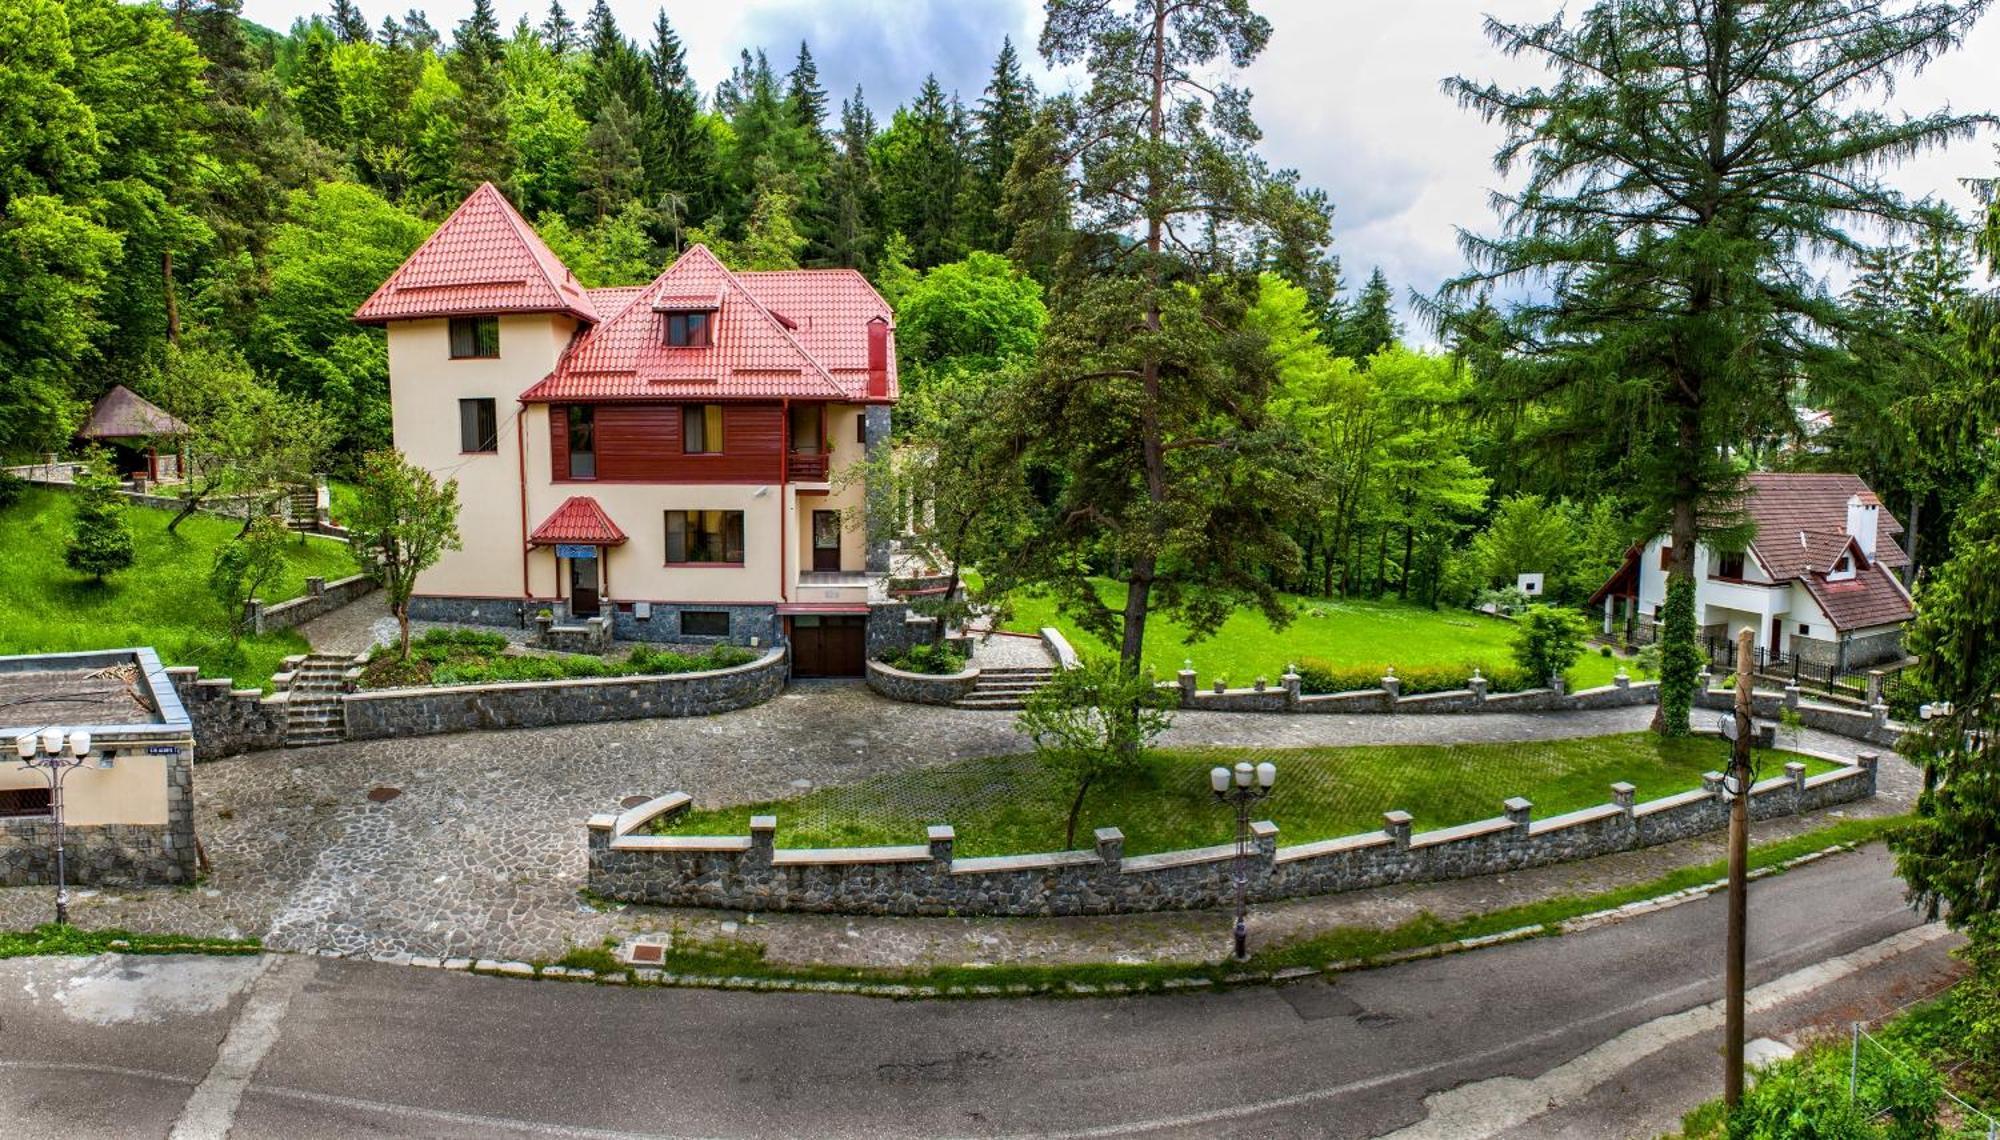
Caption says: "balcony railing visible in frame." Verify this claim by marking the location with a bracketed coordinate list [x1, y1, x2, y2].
[788, 453, 829, 481]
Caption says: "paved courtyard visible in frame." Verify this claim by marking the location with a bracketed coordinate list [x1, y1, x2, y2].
[0, 676, 1913, 969]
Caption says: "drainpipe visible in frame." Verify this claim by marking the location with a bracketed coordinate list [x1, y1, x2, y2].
[779, 398, 789, 602]
[517, 407, 532, 600]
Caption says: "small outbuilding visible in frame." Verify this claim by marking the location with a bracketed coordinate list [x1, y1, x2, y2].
[76, 384, 190, 482]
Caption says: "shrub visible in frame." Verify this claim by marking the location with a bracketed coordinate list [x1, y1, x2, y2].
[0, 471, 24, 510]
[880, 642, 969, 675]
[1293, 658, 1531, 696]
[209, 516, 291, 637]
[1018, 658, 1176, 848]
[1725, 1038, 1941, 1139]
[1511, 605, 1592, 686]
[625, 645, 755, 674]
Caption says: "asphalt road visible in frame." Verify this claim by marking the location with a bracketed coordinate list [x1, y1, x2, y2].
[0, 846, 1962, 1140]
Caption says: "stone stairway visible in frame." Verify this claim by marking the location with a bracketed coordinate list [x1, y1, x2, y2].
[285, 653, 352, 747]
[952, 666, 1057, 711]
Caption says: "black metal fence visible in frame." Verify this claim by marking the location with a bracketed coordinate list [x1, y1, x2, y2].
[1701, 636, 1922, 716]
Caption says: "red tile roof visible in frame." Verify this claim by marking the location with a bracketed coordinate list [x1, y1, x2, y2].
[1744, 473, 1908, 578]
[1801, 564, 1914, 631]
[586, 286, 646, 317]
[528, 496, 628, 546]
[520, 245, 896, 404]
[354, 183, 597, 325]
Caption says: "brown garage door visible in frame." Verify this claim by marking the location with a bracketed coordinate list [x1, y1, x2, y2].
[790, 615, 866, 677]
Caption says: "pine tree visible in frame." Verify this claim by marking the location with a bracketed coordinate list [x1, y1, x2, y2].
[401, 8, 438, 53]
[964, 37, 1036, 254]
[330, 0, 371, 45]
[1335, 268, 1400, 360]
[1437, 0, 1988, 735]
[452, 0, 501, 63]
[378, 14, 403, 49]
[541, 0, 576, 55]
[447, 0, 515, 190]
[823, 87, 881, 270]
[290, 24, 346, 147]
[644, 7, 712, 229]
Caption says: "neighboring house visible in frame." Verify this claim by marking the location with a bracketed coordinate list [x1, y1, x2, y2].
[356, 183, 909, 677]
[1589, 473, 1914, 671]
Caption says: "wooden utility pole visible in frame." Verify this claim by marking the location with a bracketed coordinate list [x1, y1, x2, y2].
[1725, 627, 1754, 1107]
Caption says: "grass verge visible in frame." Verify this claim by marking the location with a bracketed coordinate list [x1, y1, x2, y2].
[0, 923, 262, 959]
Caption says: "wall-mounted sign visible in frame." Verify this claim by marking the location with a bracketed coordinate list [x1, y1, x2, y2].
[146, 745, 179, 755]
[555, 545, 597, 560]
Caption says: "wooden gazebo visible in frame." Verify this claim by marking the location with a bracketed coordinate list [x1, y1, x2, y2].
[76, 385, 190, 482]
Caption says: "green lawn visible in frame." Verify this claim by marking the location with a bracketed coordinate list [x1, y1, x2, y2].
[0, 487, 359, 685]
[987, 576, 1628, 691]
[665, 733, 1832, 857]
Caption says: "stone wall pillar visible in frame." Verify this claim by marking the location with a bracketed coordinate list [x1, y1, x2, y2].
[1702, 771, 1726, 800]
[1380, 670, 1400, 704]
[1094, 827, 1124, 866]
[1783, 683, 1801, 711]
[1504, 797, 1533, 831]
[927, 824, 954, 864]
[749, 815, 776, 867]
[1468, 670, 1489, 701]
[1281, 669, 1301, 710]
[244, 597, 264, 636]
[1383, 810, 1413, 848]
[1867, 670, 1885, 707]
[1613, 669, 1630, 691]
[1784, 762, 1807, 793]
[1177, 668, 1197, 707]
[1611, 781, 1636, 816]
[1857, 752, 1879, 794]
[306, 576, 326, 598]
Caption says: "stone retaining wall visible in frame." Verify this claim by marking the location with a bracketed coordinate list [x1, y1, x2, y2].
[588, 749, 1878, 917]
[249, 574, 377, 635]
[865, 658, 980, 705]
[343, 648, 789, 740]
[165, 668, 287, 758]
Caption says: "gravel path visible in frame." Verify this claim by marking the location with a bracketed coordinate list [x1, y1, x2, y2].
[0, 677, 1908, 968]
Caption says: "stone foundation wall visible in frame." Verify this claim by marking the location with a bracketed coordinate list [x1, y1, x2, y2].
[343, 648, 789, 740]
[0, 820, 197, 887]
[408, 594, 533, 629]
[865, 658, 979, 705]
[588, 751, 1878, 917]
[165, 667, 286, 758]
[1842, 627, 1906, 670]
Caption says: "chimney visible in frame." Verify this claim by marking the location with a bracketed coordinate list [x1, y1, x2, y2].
[1846, 492, 1879, 560]
[866, 317, 889, 399]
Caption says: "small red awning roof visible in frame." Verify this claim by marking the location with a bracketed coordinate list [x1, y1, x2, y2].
[529, 497, 627, 546]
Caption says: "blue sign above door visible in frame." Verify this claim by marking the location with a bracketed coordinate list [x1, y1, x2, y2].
[555, 544, 597, 560]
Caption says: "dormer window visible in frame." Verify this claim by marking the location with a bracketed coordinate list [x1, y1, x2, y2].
[665, 311, 713, 347]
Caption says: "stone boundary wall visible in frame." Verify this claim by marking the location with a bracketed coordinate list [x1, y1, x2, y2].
[1040, 627, 1080, 671]
[865, 658, 980, 705]
[165, 668, 287, 758]
[248, 574, 377, 635]
[342, 648, 790, 740]
[588, 749, 1879, 917]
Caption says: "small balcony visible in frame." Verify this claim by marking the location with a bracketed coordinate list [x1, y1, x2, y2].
[787, 452, 829, 482]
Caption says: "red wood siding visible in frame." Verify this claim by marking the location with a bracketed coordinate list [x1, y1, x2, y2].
[553, 403, 784, 483]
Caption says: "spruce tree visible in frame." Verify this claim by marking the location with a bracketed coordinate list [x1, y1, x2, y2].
[965, 37, 1036, 254]
[579, 94, 644, 221]
[877, 76, 966, 268]
[1436, 0, 1991, 735]
[330, 0, 370, 45]
[447, 0, 515, 191]
[541, 0, 576, 55]
[824, 87, 882, 270]
[401, 8, 439, 53]
[65, 465, 136, 584]
[785, 41, 828, 137]
[1335, 268, 1400, 360]
[290, 24, 346, 147]
[645, 8, 713, 230]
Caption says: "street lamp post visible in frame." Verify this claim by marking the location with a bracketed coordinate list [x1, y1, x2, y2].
[1210, 759, 1276, 961]
[15, 727, 93, 926]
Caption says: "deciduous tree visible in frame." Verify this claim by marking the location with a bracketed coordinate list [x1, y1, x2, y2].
[347, 449, 461, 659]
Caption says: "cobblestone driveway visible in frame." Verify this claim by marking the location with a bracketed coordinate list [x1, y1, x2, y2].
[0, 684, 1907, 968]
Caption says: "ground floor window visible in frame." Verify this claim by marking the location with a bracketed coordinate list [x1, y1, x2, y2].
[665, 510, 745, 564]
[680, 609, 730, 637]
[0, 787, 52, 818]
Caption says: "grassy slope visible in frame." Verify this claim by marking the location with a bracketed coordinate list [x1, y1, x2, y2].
[991, 577, 1626, 690]
[0, 487, 358, 684]
[669, 733, 1834, 857]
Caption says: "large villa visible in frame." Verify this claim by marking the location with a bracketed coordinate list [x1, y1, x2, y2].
[356, 183, 907, 677]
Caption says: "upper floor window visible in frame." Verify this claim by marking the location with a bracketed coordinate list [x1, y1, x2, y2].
[568, 405, 596, 479]
[1834, 555, 1851, 574]
[683, 404, 724, 454]
[449, 316, 500, 359]
[1714, 551, 1744, 579]
[458, 398, 498, 453]
[666, 311, 713, 347]
[789, 405, 822, 454]
[1658, 544, 1672, 571]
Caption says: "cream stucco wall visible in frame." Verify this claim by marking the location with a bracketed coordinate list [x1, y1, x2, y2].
[793, 404, 870, 578]
[0, 755, 169, 826]
[389, 315, 581, 600]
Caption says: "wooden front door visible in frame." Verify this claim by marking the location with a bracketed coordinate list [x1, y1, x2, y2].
[1769, 616, 1783, 664]
[811, 510, 842, 573]
[789, 615, 866, 677]
[569, 554, 600, 617]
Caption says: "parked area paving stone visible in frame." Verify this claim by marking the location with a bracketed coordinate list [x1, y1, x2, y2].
[0, 672, 1914, 968]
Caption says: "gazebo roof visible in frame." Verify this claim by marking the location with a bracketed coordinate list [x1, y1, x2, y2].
[77, 385, 190, 440]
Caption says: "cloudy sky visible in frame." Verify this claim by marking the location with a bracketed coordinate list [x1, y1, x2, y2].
[241, 1, 2000, 335]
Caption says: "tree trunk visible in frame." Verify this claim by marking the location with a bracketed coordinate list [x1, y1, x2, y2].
[166, 492, 204, 534]
[1904, 491, 1920, 585]
[1063, 771, 1095, 850]
[163, 251, 180, 345]
[397, 603, 412, 661]
[1400, 525, 1414, 599]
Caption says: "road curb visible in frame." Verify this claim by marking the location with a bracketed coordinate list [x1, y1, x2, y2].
[276, 841, 1871, 1001]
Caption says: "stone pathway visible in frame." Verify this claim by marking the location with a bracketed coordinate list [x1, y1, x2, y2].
[291, 595, 536, 658]
[0, 677, 1912, 970]
[966, 630, 1055, 670]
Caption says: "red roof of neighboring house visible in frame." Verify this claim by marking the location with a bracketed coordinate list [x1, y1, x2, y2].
[528, 496, 628, 546]
[1801, 564, 1914, 631]
[353, 183, 598, 325]
[1744, 473, 1907, 578]
[520, 245, 896, 404]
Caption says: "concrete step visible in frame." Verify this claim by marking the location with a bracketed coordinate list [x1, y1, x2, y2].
[952, 696, 1030, 710]
[978, 667, 1055, 678]
[969, 683, 1047, 695]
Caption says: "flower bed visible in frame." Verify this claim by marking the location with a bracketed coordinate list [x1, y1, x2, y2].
[358, 629, 755, 689]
